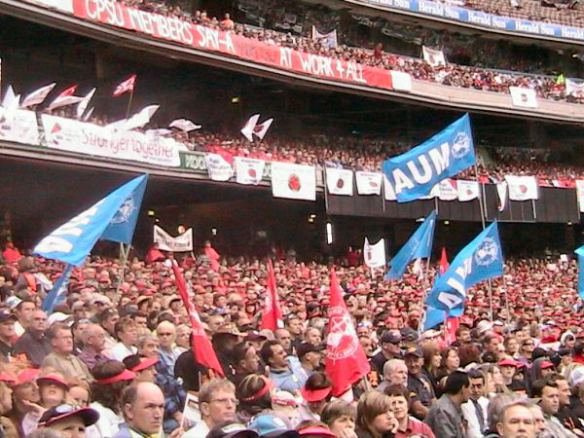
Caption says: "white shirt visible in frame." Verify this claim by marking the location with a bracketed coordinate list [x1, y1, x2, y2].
[110, 343, 137, 362]
[88, 402, 124, 438]
[183, 420, 210, 438]
[461, 396, 489, 438]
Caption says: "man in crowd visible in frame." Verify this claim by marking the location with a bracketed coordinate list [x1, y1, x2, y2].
[461, 369, 489, 438]
[42, 323, 93, 382]
[78, 323, 110, 370]
[261, 340, 303, 393]
[405, 347, 435, 419]
[111, 317, 138, 361]
[13, 298, 36, 337]
[116, 382, 168, 438]
[296, 342, 323, 385]
[377, 359, 408, 393]
[425, 370, 470, 438]
[531, 376, 579, 437]
[13, 309, 51, 367]
[496, 400, 536, 438]
[39, 404, 100, 438]
[184, 379, 237, 438]
[0, 309, 17, 362]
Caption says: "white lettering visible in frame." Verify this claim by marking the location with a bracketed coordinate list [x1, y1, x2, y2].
[392, 168, 414, 194]
[428, 143, 450, 175]
[407, 155, 433, 184]
[280, 48, 293, 68]
[437, 292, 464, 309]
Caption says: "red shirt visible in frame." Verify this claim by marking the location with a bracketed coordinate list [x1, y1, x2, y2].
[395, 417, 436, 438]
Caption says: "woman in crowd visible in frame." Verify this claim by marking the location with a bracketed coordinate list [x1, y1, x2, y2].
[355, 391, 398, 438]
[480, 364, 509, 397]
[299, 373, 333, 424]
[421, 346, 441, 394]
[321, 400, 357, 438]
[0, 375, 16, 438]
[236, 374, 273, 423]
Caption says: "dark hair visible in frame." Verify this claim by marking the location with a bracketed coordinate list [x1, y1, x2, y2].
[97, 308, 118, 324]
[304, 372, 332, 395]
[260, 340, 281, 366]
[443, 370, 470, 395]
[236, 374, 271, 417]
[468, 369, 485, 382]
[232, 342, 253, 367]
[532, 374, 563, 398]
[574, 341, 584, 356]
[91, 360, 132, 413]
[383, 384, 410, 401]
[114, 317, 136, 339]
[458, 344, 481, 367]
[321, 400, 356, 427]
[455, 326, 469, 337]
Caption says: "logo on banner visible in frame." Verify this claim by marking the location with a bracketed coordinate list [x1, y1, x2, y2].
[336, 178, 345, 189]
[474, 238, 499, 266]
[288, 174, 301, 192]
[451, 132, 471, 159]
[111, 197, 135, 224]
[326, 306, 358, 360]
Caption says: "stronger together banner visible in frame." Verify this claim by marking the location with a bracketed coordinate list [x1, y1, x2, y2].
[65, 0, 397, 92]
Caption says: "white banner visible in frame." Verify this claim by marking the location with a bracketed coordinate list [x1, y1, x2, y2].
[356, 171, 382, 195]
[42, 114, 182, 167]
[26, 0, 73, 12]
[153, 226, 193, 252]
[0, 107, 39, 145]
[505, 175, 539, 201]
[271, 162, 316, 201]
[205, 153, 234, 182]
[311, 27, 338, 48]
[457, 180, 479, 202]
[566, 79, 584, 98]
[438, 179, 458, 201]
[509, 87, 538, 108]
[364, 237, 386, 269]
[383, 175, 396, 201]
[576, 180, 584, 213]
[326, 168, 354, 196]
[234, 157, 265, 185]
[422, 46, 446, 66]
[497, 181, 508, 212]
[390, 71, 412, 92]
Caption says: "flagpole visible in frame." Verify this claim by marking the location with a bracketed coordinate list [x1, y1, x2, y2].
[323, 168, 329, 213]
[125, 88, 134, 120]
[115, 243, 131, 299]
[418, 208, 437, 336]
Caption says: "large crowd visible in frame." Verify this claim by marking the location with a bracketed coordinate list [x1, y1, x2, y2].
[111, 0, 584, 104]
[0, 242, 582, 438]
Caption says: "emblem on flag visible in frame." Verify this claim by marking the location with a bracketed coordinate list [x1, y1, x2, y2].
[113, 74, 136, 97]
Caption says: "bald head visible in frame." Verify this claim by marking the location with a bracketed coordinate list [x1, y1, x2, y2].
[83, 324, 106, 351]
[122, 382, 165, 434]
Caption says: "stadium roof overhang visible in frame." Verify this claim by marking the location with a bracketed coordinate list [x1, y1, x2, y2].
[1, 0, 583, 125]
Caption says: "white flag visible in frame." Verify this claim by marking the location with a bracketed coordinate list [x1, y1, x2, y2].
[457, 180, 480, 202]
[241, 114, 260, 142]
[205, 153, 234, 182]
[326, 168, 353, 196]
[253, 118, 273, 140]
[169, 118, 202, 132]
[153, 225, 193, 252]
[422, 46, 446, 66]
[383, 175, 397, 201]
[566, 79, 584, 98]
[355, 171, 382, 195]
[124, 105, 159, 131]
[76, 88, 96, 120]
[311, 26, 338, 48]
[509, 87, 538, 108]
[2, 85, 18, 108]
[271, 162, 316, 201]
[438, 179, 458, 201]
[363, 237, 386, 269]
[576, 180, 584, 213]
[82, 107, 95, 122]
[234, 157, 265, 185]
[505, 175, 539, 201]
[497, 181, 508, 211]
[390, 71, 412, 92]
[20, 83, 56, 108]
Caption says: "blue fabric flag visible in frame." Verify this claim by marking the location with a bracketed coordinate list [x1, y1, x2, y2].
[34, 175, 148, 266]
[427, 222, 503, 312]
[385, 211, 437, 280]
[382, 114, 475, 203]
[575, 246, 584, 300]
[42, 264, 74, 313]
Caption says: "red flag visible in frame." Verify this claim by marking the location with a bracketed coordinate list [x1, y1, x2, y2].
[439, 247, 449, 275]
[260, 260, 283, 331]
[58, 85, 78, 98]
[325, 269, 370, 397]
[204, 244, 220, 271]
[171, 261, 224, 377]
[113, 74, 136, 97]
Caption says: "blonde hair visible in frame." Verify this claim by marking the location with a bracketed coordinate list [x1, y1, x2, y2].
[356, 391, 392, 435]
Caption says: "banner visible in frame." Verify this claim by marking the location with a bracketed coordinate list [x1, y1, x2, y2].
[505, 175, 538, 201]
[205, 153, 234, 182]
[438, 179, 458, 201]
[153, 225, 193, 252]
[271, 162, 316, 201]
[326, 168, 354, 196]
[0, 107, 40, 145]
[509, 87, 538, 108]
[67, 0, 395, 93]
[364, 237, 386, 269]
[427, 222, 503, 312]
[234, 157, 265, 185]
[356, 171, 382, 195]
[311, 27, 338, 49]
[566, 79, 584, 98]
[260, 260, 283, 331]
[27, 0, 73, 12]
[576, 180, 584, 213]
[575, 246, 584, 300]
[390, 71, 412, 92]
[382, 114, 475, 203]
[497, 181, 508, 211]
[42, 264, 74, 313]
[383, 175, 397, 201]
[386, 211, 436, 280]
[34, 175, 148, 266]
[457, 180, 479, 202]
[422, 46, 446, 66]
[42, 114, 182, 167]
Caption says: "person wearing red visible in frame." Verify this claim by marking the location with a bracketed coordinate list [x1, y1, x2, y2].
[2, 242, 22, 263]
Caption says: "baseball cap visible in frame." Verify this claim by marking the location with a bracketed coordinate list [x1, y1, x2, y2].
[247, 414, 299, 437]
[297, 426, 336, 438]
[0, 309, 17, 323]
[498, 359, 518, 368]
[404, 346, 423, 358]
[207, 422, 259, 438]
[380, 331, 401, 344]
[540, 361, 555, 370]
[37, 373, 69, 389]
[14, 368, 40, 386]
[296, 343, 324, 359]
[123, 355, 159, 373]
[301, 384, 332, 403]
[39, 404, 99, 428]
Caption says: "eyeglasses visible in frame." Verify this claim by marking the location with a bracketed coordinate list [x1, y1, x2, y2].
[158, 333, 173, 337]
[207, 398, 238, 406]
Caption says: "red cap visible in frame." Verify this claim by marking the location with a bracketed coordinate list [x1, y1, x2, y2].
[300, 386, 332, 403]
[14, 369, 40, 386]
[298, 426, 336, 437]
[498, 359, 518, 368]
[0, 372, 16, 385]
[540, 361, 555, 370]
[129, 357, 159, 373]
[37, 373, 69, 389]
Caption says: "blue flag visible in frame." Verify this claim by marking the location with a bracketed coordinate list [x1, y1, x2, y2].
[575, 246, 584, 299]
[42, 264, 74, 313]
[385, 211, 437, 280]
[34, 175, 148, 266]
[382, 114, 475, 203]
[427, 222, 503, 312]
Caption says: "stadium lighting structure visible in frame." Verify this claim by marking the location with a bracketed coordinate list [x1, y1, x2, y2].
[147, 210, 155, 217]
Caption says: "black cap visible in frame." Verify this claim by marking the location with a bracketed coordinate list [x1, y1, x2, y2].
[206, 422, 259, 438]
[296, 342, 324, 359]
[39, 404, 99, 428]
[380, 331, 402, 344]
[0, 309, 17, 323]
[404, 346, 423, 358]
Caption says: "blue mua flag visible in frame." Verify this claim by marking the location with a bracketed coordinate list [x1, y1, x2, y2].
[42, 264, 74, 313]
[385, 211, 437, 280]
[427, 222, 503, 312]
[575, 246, 584, 299]
[382, 114, 475, 203]
[34, 174, 148, 266]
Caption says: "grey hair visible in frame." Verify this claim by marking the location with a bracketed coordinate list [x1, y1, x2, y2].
[487, 394, 522, 430]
